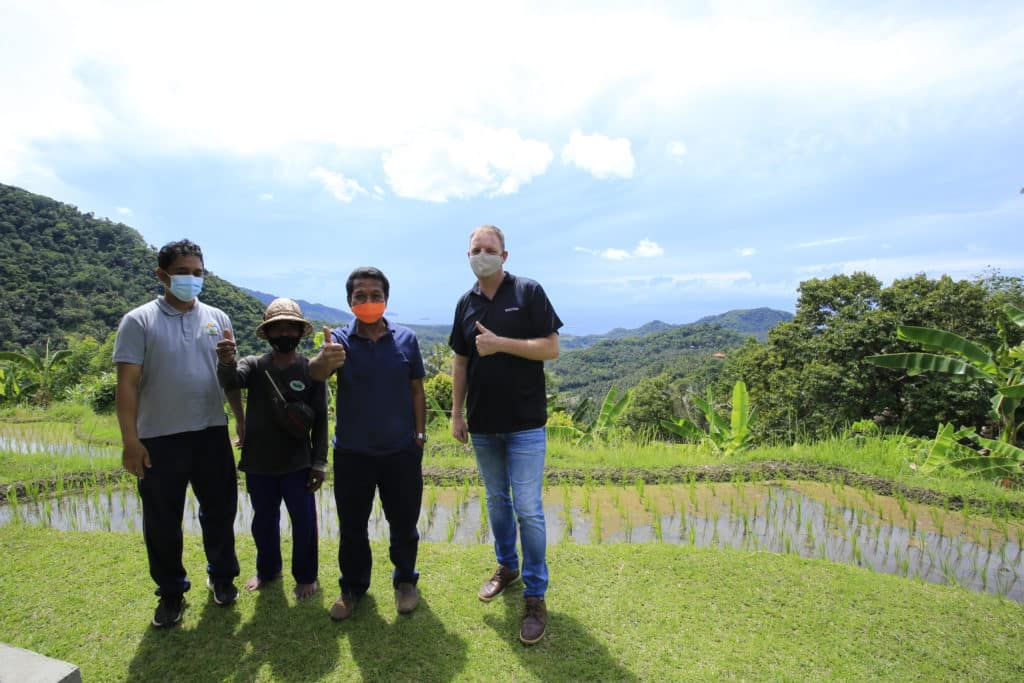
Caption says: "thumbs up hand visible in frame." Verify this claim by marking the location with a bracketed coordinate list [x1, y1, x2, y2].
[319, 325, 346, 372]
[216, 328, 237, 364]
[474, 321, 502, 357]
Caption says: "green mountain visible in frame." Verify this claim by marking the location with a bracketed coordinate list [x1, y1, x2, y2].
[560, 308, 791, 350]
[0, 183, 266, 356]
[549, 322, 748, 402]
[695, 307, 793, 340]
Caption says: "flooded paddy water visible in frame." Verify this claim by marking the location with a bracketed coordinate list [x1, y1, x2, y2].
[2, 478, 1022, 601]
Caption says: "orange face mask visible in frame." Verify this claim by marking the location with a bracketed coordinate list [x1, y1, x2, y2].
[351, 302, 385, 324]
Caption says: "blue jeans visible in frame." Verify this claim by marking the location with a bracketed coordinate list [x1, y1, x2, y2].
[245, 469, 318, 585]
[471, 427, 548, 598]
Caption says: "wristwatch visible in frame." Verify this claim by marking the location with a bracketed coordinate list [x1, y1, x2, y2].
[414, 432, 428, 442]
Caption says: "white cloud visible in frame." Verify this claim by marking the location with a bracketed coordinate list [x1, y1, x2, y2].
[796, 254, 1024, 281]
[667, 140, 688, 159]
[383, 126, 552, 202]
[116, 207, 132, 215]
[633, 239, 664, 257]
[258, 192, 273, 201]
[589, 271, 754, 287]
[794, 236, 861, 249]
[562, 130, 635, 179]
[309, 166, 367, 202]
[737, 247, 756, 257]
[1, 2, 1021, 190]
[576, 239, 664, 260]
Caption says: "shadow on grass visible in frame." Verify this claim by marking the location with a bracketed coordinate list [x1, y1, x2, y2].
[340, 593, 469, 682]
[125, 580, 341, 682]
[481, 591, 639, 682]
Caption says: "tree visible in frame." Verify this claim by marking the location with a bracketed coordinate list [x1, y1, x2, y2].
[621, 374, 676, 436]
[718, 273, 1019, 443]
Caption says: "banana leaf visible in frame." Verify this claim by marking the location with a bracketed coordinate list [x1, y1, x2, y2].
[865, 352, 990, 380]
[730, 381, 750, 437]
[997, 383, 1024, 399]
[895, 326, 997, 374]
[660, 418, 706, 443]
[1004, 303, 1024, 328]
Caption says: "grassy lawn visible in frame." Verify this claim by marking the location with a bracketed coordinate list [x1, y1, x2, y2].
[1, 526, 1022, 682]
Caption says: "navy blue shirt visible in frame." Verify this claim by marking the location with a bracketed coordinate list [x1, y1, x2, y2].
[449, 272, 562, 433]
[330, 318, 425, 454]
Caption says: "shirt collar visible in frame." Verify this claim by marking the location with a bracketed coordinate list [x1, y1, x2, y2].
[471, 271, 513, 297]
[344, 316, 395, 339]
[155, 296, 197, 317]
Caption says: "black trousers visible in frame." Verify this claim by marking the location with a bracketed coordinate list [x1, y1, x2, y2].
[334, 443, 423, 595]
[138, 426, 240, 597]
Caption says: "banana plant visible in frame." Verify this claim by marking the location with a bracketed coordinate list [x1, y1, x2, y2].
[547, 386, 631, 446]
[923, 423, 1023, 483]
[660, 380, 757, 456]
[0, 339, 71, 406]
[865, 303, 1024, 445]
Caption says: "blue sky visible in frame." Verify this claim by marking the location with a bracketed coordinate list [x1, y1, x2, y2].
[2, 0, 1022, 334]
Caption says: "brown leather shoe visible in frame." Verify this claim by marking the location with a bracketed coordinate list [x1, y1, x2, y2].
[395, 582, 419, 615]
[328, 593, 359, 621]
[478, 565, 520, 602]
[520, 597, 547, 645]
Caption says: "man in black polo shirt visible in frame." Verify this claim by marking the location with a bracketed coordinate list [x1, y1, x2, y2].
[449, 224, 562, 645]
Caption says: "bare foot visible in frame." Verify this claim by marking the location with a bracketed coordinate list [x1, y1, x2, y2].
[294, 581, 320, 600]
[244, 573, 282, 592]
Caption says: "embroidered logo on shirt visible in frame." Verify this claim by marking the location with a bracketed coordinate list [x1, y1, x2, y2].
[204, 322, 222, 336]
[504, 306, 520, 313]
[289, 380, 306, 391]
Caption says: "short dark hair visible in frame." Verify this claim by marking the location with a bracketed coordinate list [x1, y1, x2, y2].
[158, 239, 204, 270]
[346, 267, 390, 303]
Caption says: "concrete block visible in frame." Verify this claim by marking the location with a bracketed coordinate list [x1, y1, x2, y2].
[0, 642, 81, 683]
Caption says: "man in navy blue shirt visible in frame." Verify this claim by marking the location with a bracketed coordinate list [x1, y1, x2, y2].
[449, 225, 562, 645]
[310, 267, 427, 620]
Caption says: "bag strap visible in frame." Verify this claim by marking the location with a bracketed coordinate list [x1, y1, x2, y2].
[263, 370, 288, 403]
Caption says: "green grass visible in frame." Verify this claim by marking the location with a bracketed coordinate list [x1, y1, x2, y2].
[1, 526, 1021, 681]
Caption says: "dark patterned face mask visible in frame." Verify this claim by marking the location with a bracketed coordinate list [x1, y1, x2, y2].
[268, 336, 300, 353]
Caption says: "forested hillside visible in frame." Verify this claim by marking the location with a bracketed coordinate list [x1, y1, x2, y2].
[695, 307, 793, 340]
[550, 323, 746, 402]
[0, 183, 266, 356]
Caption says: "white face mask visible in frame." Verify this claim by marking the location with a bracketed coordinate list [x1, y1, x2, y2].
[470, 253, 502, 279]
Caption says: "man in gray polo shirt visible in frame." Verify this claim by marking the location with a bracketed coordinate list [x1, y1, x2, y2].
[114, 239, 244, 627]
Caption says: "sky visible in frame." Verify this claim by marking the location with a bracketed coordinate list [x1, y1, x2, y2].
[2, 0, 1022, 335]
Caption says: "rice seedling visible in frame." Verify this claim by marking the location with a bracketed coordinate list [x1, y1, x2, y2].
[652, 509, 663, 542]
[591, 505, 602, 545]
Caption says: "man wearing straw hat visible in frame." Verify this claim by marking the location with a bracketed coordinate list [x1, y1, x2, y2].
[217, 298, 329, 601]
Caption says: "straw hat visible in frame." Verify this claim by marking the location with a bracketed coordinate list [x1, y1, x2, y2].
[255, 298, 314, 339]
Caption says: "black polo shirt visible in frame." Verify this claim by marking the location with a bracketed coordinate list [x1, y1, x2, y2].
[449, 272, 563, 433]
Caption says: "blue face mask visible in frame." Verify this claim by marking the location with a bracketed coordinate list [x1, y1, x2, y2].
[168, 274, 204, 302]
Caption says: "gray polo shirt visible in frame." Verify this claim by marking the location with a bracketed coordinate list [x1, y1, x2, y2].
[113, 297, 232, 439]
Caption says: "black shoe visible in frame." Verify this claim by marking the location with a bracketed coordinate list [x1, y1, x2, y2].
[152, 594, 184, 627]
[207, 577, 238, 606]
